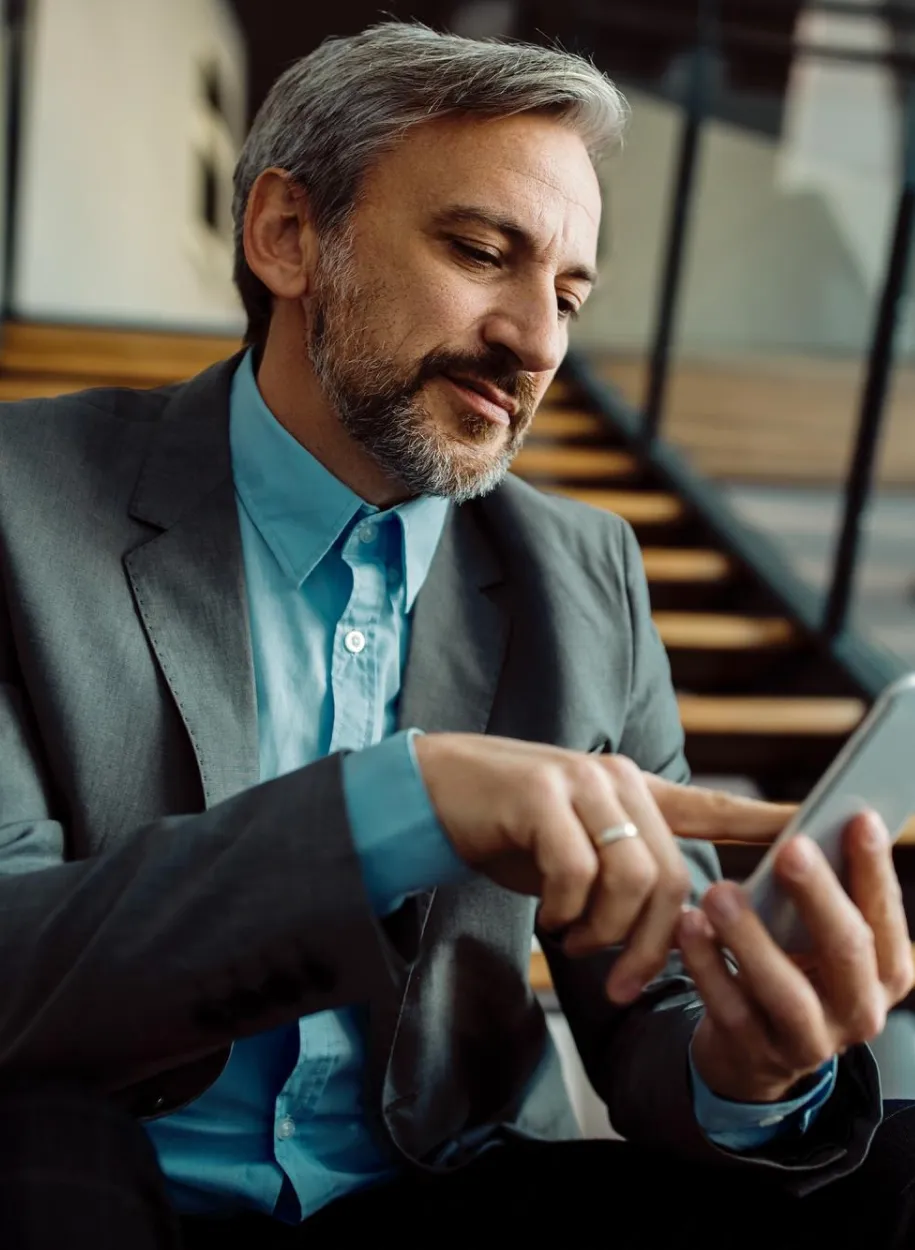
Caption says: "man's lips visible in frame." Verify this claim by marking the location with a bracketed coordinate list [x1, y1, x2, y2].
[442, 373, 518, 424]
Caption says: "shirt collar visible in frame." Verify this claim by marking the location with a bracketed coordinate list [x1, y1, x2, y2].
[229, 350, 448, 604]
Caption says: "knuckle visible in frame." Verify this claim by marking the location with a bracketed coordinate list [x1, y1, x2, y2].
[887, 951, 915, 1002]
[565, 755, 605, 793]
[841, 922, 877, 970]
[847, 995, 887, 1043]
[530, 764, 567, 806]
[556, 849, 597, 894]
[715, 997, 756, 1035]
[625, 848, 660, 898]
[661, 863, 692, 905]
[601, 753, 643, 790]
[798, 1039, 834, 1071]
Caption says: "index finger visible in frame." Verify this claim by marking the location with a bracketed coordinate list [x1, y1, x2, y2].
[643, 774, 797, 843]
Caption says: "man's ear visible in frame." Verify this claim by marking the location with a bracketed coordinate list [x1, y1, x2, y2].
[242, 168, 318, 302]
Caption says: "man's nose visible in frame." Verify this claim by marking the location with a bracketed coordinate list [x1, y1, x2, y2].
[481, 286, 566, 377]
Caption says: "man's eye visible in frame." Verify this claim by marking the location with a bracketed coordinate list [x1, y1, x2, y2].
[452, 240, 501, 267]
[557, 297, 581, 321]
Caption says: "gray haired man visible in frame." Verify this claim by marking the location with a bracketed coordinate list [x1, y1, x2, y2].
[0, 21, 913, 1249]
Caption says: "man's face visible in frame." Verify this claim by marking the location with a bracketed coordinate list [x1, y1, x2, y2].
[305, 112, 602, 501]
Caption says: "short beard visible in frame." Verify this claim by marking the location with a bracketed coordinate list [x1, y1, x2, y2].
[307, 227, 536, 503]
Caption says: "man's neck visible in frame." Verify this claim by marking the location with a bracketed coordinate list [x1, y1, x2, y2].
[254, 332, 410, 508]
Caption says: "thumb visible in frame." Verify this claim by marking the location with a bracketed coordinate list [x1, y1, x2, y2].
[643, 774, 797, 843]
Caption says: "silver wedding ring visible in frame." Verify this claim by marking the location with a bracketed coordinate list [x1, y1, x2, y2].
[594, 821, 640, 850]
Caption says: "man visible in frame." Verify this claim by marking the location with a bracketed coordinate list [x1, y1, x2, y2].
[0, 20, 912, 1249]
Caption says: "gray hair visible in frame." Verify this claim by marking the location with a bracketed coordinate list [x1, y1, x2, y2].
[232, 20, 627, 344]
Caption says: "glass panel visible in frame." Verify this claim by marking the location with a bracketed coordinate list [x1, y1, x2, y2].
[662, 4, 899, 621]
[556, 5, 689, 418]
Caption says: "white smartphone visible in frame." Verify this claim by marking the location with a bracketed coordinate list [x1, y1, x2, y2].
[743, 672, 915, 951]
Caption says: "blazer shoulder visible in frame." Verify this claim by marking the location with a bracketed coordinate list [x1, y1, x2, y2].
[0, 380, 177, 433]
[486, 470, 635, 562]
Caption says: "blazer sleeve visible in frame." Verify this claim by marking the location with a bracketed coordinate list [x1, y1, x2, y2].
[0, 578, 417, 1103]
[538, 518, 882, 1196]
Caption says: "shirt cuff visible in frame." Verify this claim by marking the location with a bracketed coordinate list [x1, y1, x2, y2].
[342, 729, 471, 916]
[689, 1035, 838, 1152]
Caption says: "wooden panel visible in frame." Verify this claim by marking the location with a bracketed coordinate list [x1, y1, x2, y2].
[678, 694, 865, 736]
[654, 612, 797, 650]
[597, 354, 915, 487]
[543, 380, 577, 407]
[641, 548, 732, 583]
[548, 486, 685, 525]
[528, 409, 605, 439]
[530, 949, 553, 993]
[895, 816, 915, 845]
[0, 322, 239, 384]
[512, 446, 635, 479]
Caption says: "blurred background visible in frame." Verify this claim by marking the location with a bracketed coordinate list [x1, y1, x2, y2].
[4, 0, 915, 1114]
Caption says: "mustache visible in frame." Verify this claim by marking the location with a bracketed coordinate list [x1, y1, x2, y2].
[412, 351, 538, 414]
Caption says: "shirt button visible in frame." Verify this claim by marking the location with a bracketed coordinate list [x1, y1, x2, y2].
[344, 629, 366, 654]
[276, 1116, 296, 1140]
[358, 523, 376, 544]
[387, 566, 400, 586]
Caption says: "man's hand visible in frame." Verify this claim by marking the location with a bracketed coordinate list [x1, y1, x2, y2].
[679, 812, 915, 1104]
[414, 734, 791, 1003]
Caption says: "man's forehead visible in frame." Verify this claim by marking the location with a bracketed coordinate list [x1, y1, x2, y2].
[371, 114, 602, 250]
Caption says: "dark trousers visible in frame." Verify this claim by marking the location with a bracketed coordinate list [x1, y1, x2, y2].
[1, 1081, 914, 1249]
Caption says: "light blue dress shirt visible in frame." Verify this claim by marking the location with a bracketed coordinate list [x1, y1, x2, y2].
[145, 350, 834, 1221]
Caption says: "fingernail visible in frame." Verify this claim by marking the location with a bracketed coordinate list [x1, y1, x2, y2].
[705, 886, 742, 924]
[608, 975, 643, 1004]
[781, 835, 815, 880]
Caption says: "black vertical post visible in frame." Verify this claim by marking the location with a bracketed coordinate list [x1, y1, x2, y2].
[641, 1, 716, 445]
[823, 82, 915, 639]
[1, 0, 26, 324]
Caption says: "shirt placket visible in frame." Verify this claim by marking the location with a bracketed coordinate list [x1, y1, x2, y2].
[271, 510, 396, 1215]
[328, 513, 388, 755]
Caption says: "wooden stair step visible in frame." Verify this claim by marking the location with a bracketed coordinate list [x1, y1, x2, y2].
[547, 486, 685, 525]
[641, 548, 733, 584]
[678, 695, 865, 737]
[543, 380, 578, 406]
[512, 445, 635, 479]
[895, 816, 915, 844]
[0, 322, 238, 385]
[530, 410, 606, 440]
[655, 612, 797, 651]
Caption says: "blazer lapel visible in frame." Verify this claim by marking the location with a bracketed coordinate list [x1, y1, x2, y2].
[369, 504, 510, 1106]
[124, 356, 260, 808]
[398, 503, 508, 737]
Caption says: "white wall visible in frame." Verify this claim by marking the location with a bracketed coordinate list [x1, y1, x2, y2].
[779, 0, 899, 296]
[0, 16, 7, 312]
[12, 0, 245, 330]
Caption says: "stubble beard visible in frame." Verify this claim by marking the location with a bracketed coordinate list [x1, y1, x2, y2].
[307, 232, 533, 503]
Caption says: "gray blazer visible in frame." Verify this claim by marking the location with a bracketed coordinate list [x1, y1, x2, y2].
[0, 357, 879, 1194]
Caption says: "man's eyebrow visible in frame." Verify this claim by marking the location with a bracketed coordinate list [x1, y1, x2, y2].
[431, 204, 599, 287]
